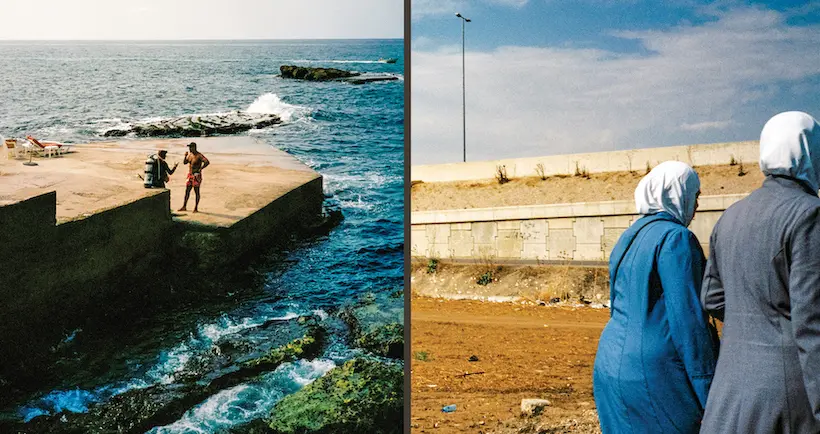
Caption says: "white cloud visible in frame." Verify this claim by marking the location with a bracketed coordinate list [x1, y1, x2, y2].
[680, 121, 733, 131]
[411, 7, 820, 164]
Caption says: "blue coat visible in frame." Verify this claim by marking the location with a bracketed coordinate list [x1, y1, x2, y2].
[593, 212, 720, 433]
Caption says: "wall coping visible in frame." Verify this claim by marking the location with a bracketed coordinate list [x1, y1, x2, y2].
[412, 140, 759, 183]
[410, 193, 748, 225]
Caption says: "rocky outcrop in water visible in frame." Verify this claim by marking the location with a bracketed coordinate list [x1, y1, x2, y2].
[279, 65, 359, 81]
[267, 358, 403, 434]
[340, 292, 404, 359]
[21, 319, 326, 433]
[342, 75, 401, 85]
[101, 111, 282, 137]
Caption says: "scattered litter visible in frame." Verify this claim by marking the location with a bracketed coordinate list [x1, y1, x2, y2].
[536, 299, 547, 306]
[456, 371, 485, 378]
[468, 355, 480, 362]
[442, 404, 457, 413]
[550, 297, 561, 304]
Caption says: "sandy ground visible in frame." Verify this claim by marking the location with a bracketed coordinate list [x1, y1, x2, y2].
[411, 164, 763, 211]
[0, 137, 318, 226]
[411, 296, 608, 434]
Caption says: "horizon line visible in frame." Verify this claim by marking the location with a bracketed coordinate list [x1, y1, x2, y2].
[0, 37, 403, 42]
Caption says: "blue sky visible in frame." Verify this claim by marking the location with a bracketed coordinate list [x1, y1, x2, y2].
[411, 0, 820, 164]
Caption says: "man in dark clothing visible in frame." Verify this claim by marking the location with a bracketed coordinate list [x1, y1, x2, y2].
[154, 150, 178, 188]
[700, 111, 820, 433]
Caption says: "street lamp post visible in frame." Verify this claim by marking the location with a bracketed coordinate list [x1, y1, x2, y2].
[456, 12, 470, 163]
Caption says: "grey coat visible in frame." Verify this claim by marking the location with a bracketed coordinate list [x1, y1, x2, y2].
[700, 176, 820, 433]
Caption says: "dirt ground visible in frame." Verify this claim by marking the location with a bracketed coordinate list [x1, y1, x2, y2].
[411, 164, 763, 211]
[411, 296, 609, 434]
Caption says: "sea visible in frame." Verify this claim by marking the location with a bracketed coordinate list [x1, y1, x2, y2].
[0, 39, 404, 431]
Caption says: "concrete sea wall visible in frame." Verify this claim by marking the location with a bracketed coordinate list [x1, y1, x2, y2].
[179, 177, 325, 269]
[411, 194, 747, 263]
[412, 141, 758, 183]
[0, 180, 323, 386]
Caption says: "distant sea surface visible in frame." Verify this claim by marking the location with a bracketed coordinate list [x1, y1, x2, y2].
[0, 39, 404, 431]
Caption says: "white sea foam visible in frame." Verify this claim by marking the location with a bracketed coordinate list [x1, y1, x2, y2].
[330, 60, 382, 64]
[339, 195, 375, 211]
[148, 359, 336, 433]
[20, 309, 305, 421]
[245, 93, 311, 123]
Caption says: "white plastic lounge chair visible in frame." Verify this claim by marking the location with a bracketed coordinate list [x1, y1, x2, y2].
[26, 135, 72, 157]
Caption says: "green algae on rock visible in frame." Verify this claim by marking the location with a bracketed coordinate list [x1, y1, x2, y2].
[354, 322, 403, 359]
[340, 293, 404, 359]
[267, 358, 403, 434]
[21, 325, 327, 433]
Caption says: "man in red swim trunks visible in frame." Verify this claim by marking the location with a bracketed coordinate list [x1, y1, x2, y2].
[178, 142, 210, 213]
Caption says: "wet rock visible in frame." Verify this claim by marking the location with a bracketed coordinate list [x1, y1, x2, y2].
[25, 383, 210, 434]
[208, 325, 325, 391]
[521, 398, 551, 416]
[340, 293, 403, 359]
[341, 75, 400, 85]
[227, 418, 273, 433]
[101, 111, 282, 137]
[279, 65, 359, 81]
[24, 328, 326, 433]
[267, 358, 403, 434]
[301, 209, 344, 236]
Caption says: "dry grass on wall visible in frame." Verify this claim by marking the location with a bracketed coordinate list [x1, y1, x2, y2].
[411, 259, 611, 303]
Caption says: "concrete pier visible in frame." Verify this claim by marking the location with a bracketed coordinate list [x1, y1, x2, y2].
[0, 136, 320, 226]
[0, 137, 324, 381]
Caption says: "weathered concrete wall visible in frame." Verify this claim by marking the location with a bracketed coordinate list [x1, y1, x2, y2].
[0, 190, 171, 312]
[410, 194, 746, 262]
[412, 141, 758, 183]
[0, 178, 324, 386]
[0, 190, 173, 383]
[178, 176, 325, 269]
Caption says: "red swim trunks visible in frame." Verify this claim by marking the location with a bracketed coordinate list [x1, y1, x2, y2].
[186, 172, 202, 188]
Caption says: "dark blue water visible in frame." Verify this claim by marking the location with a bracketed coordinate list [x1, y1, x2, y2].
[0, 39, 404, 431]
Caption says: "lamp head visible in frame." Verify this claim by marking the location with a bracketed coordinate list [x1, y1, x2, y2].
[456, 12, 462, 17]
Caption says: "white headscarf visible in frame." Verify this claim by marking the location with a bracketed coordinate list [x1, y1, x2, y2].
[635, 161, 700, 227]
[759, 111, 820, 193]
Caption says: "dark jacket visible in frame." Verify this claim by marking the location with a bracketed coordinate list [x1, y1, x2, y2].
[593, 212, 719, 433]
[701, 176, 820, 433]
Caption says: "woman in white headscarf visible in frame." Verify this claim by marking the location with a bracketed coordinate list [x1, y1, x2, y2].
[700, 111, 820, 433]
[593, 161, 720, 433]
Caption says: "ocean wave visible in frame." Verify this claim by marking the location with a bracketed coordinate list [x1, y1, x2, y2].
[339, 195, 376, 211]
[245, 93, 312, 123]
[19, 309, 303, 422]
[148, 359, 336, 433]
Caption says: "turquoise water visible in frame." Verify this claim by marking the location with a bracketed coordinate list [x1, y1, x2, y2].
[0, 39, 404, 430]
